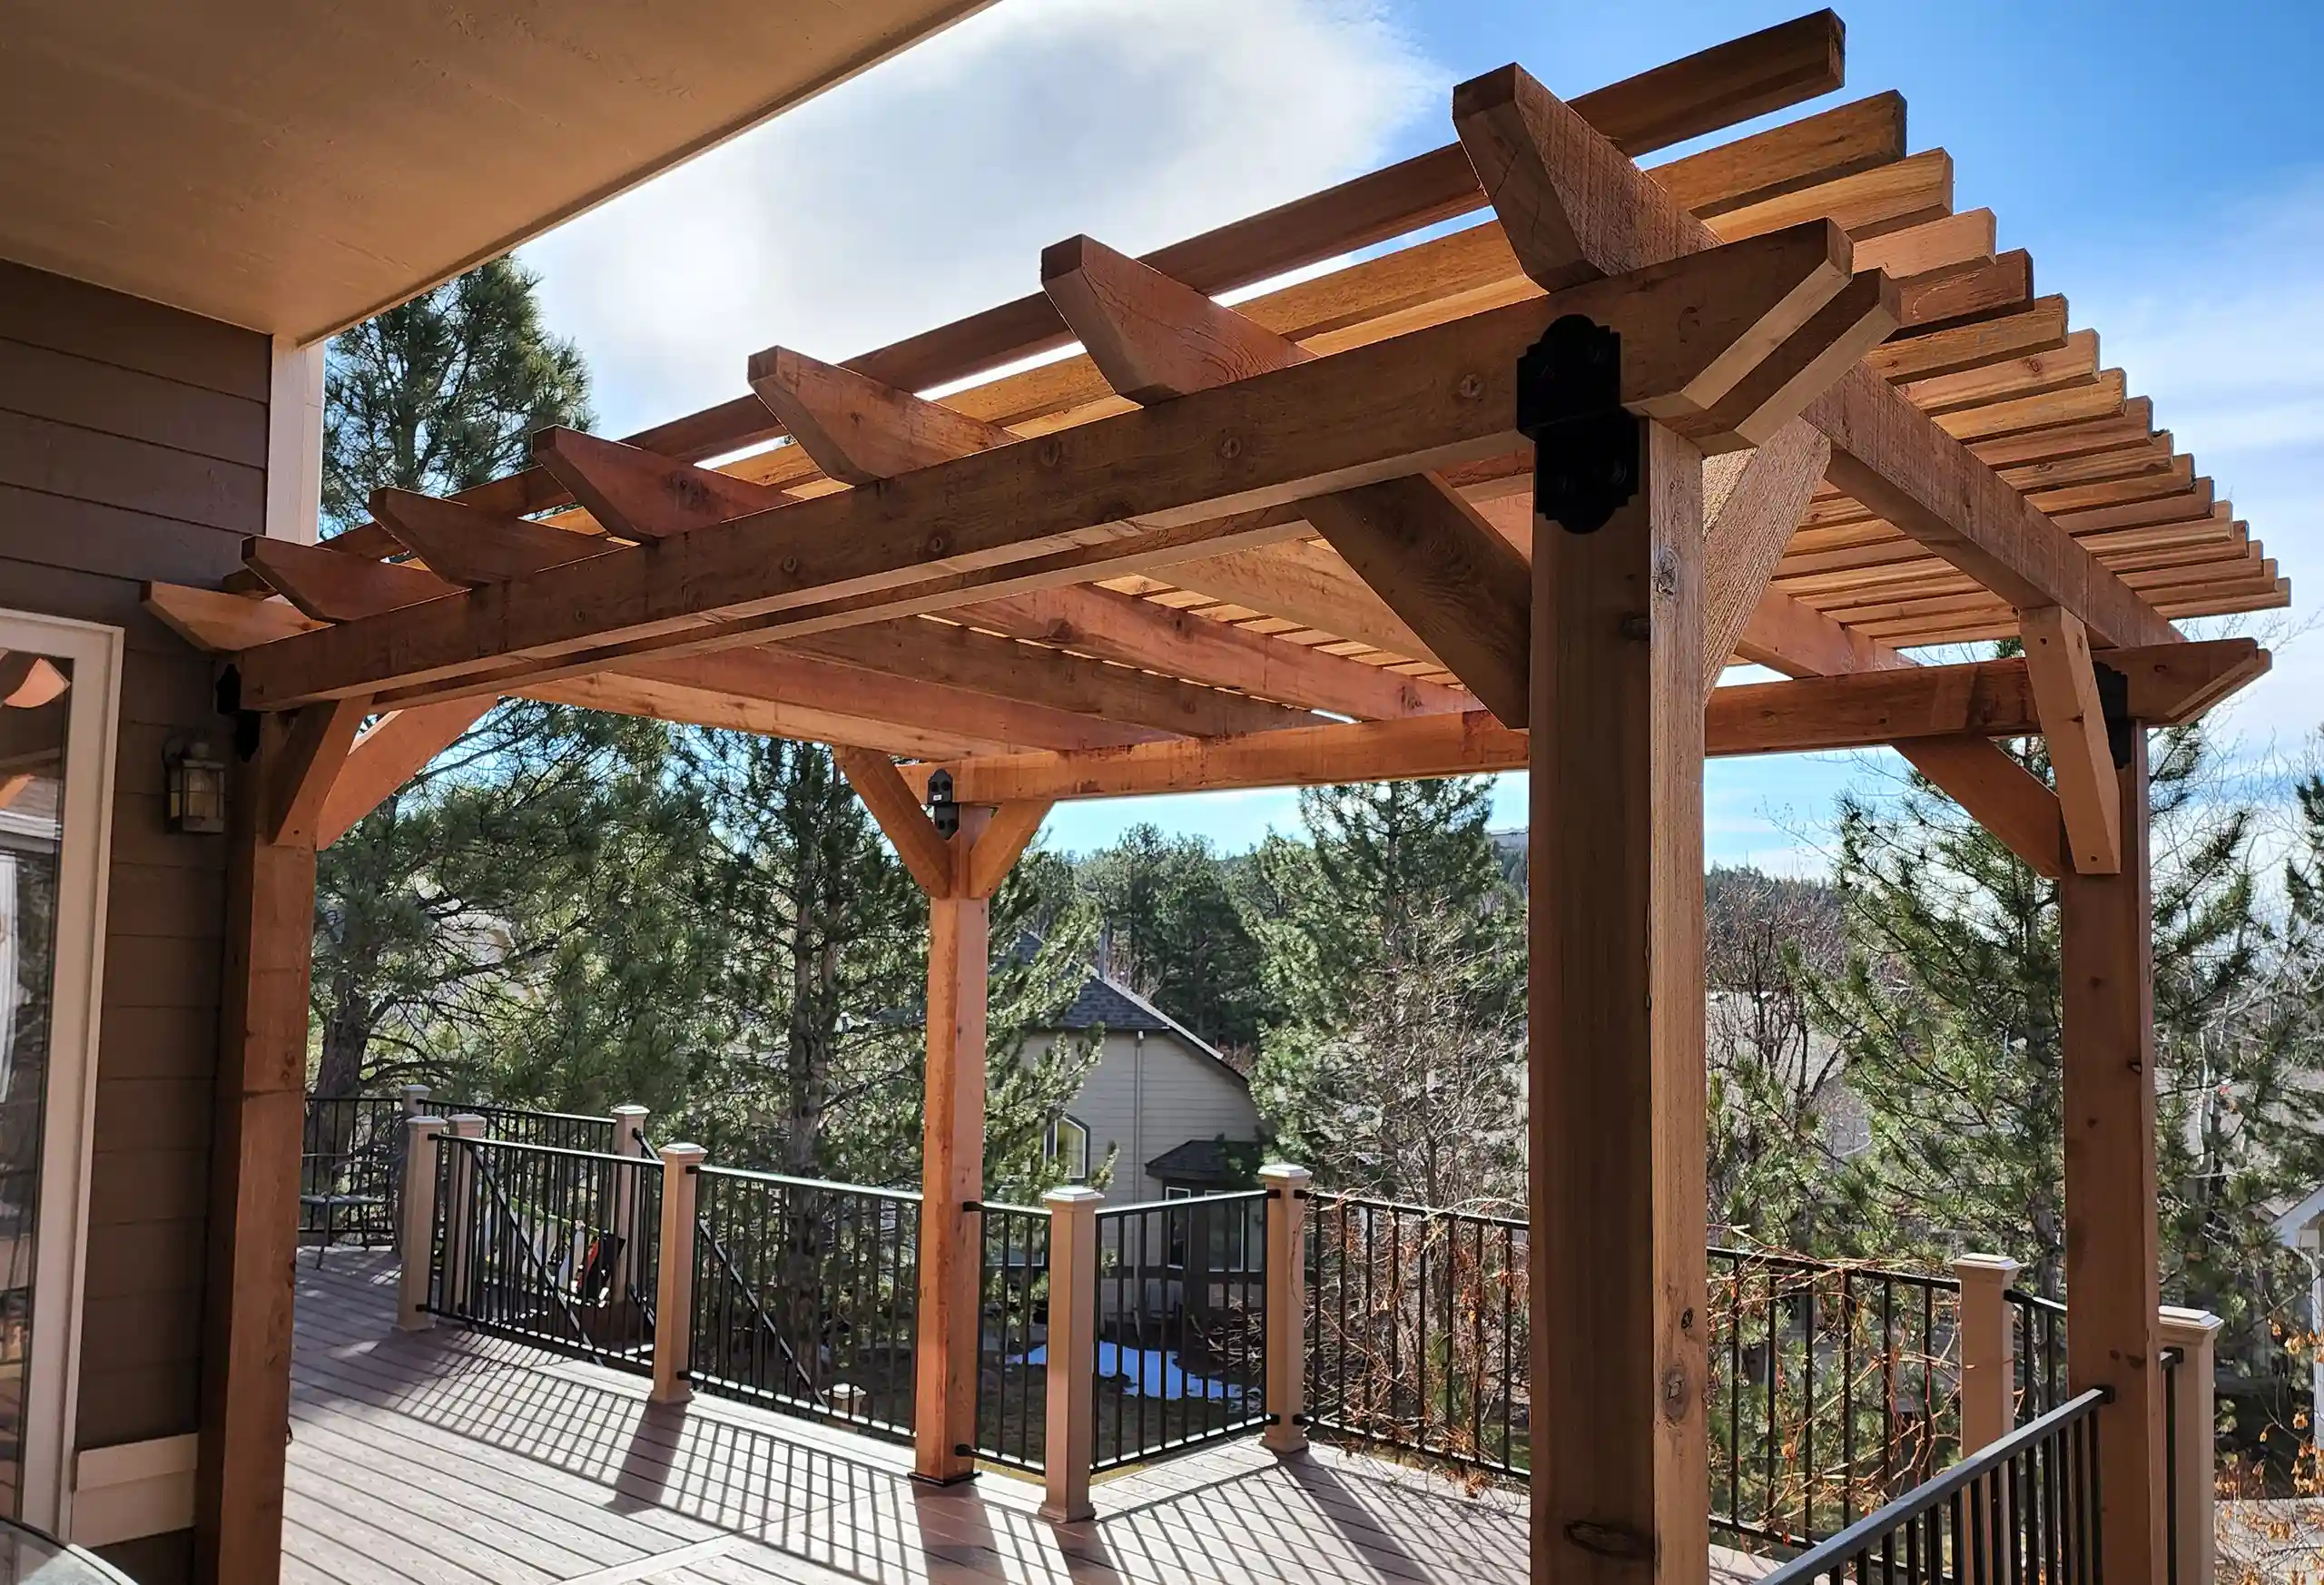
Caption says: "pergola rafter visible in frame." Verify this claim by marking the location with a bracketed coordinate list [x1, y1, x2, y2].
[154, 15, 2286, 1581]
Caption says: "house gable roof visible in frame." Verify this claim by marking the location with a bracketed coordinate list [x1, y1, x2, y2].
[1031, 972, 1248, 1090]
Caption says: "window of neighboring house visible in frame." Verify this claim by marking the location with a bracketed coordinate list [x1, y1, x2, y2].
[1043, 1115, 1090, 1183]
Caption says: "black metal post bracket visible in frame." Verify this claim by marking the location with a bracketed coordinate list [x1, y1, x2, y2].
[1515, 314, 1641, 535]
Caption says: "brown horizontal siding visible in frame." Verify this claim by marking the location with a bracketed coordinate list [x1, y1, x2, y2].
[88, 1149, 209, 1227]
[0, 490, 246, 590]
[94, 1006, 217, 1085]
[77, 1359, 201, 1446]
[101, 931, 223, 1010]
[109, 861, 226, 938]
[109, 793, 230, 871]
[0, 336, 268, 466]
[0, 408, 262, 533]
[0, 260, 269, 400]
[94, 1078, 214, 1156]
[0, 261, 271, 1536]
[82, 1214, 209, 1300]
[81, 1290, 204, 1371]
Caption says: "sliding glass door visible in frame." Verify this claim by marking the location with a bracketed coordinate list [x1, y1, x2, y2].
[0, 614, 119, 1533]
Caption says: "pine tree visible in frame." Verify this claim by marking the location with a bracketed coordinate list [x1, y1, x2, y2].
[1245, 779, 1525, 1211]
[1801, 722, 2312, 1323]
[1078, 823, 1275, 1054]
[310, 256, 610, 1101]
[311, 703, 711, 1108]
[320, 256, 592, 534]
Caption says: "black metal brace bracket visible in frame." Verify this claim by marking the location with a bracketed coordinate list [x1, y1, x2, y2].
[215, 664, 262, 761]
[1515, 314, 1640, 535]
[2092, 661, 2133, 768]
[926, 767, 960, 838]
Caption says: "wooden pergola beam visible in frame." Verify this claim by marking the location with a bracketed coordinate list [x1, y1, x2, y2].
[2022, 605, 2125, 873]
[1452, 61, 2181, 651]
[958, 585, 1471, 719]
[787, 618, 1316, 739]
[232, 231, 1893, 714]
[742, 343, 1449, 723]
[265, 697, 368, 847]
[534, 425, 793, 537]
[1043, 232, 1532, 724]
[316, 699, 495, 848]
[1700, 424, 1833, 692]
[905, 639, 2263, 802]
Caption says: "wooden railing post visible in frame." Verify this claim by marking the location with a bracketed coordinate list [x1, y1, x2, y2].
[1039, 1186, 1100, 1522]
[1260, 1162, 1312, 1456]
[1953, 1254, 2021, 1452]
[395, 1117, 445, 1332]
[2160, 1305, 2221, 1585]
[610, 1105, 649, 1302]
[440, 1115, 486, 1318]
[652, 1142, 704, 1405]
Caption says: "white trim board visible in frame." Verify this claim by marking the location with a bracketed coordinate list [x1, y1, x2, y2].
[68, 1434, 196, 1549]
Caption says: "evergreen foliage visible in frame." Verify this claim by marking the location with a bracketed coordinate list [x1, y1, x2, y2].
[1078, 823, 1273, 1054]
[1243, 779, 1525, 1212]
[320, 256, 592, 535]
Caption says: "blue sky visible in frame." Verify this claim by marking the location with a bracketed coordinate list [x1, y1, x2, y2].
[522, 0, 2323, 871]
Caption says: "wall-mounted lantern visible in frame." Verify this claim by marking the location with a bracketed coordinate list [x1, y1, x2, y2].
[164, 738, 227, 834]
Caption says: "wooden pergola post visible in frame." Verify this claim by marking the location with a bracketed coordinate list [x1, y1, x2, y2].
[196, 697, 360, 1585]
[919, 802, 991, 1482]
[1529, 417, 1708, 1585]
[2062, 731, 2167, 1585]
[834, 748, 1050, 1482]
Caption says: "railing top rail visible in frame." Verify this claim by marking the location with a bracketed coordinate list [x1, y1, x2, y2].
[1759, 1385, 2112, 1585]
[1709, 1245, 1965, 1290]
[697, 1162, 921, 1199]
[971, 1198, 1051, 1219]
[1093, 1188, 1269, 1218]
[436, 1134, 647, 1167]
[1308, 1189, 1527, 1228]
[441, 1101, 619, 1126]
[2005, 1286, 2070, 1317]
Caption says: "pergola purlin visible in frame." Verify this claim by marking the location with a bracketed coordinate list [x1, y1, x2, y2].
[154, 12, 2280, 1583]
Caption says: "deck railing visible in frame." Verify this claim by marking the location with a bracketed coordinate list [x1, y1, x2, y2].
[1760, 1385, 2111, 1585]
[1088, 1190, 1269, 1472]
[972, 1199, 1051, 1472]
[394, 1125, 2210, 1580]
[1708, 1248, 1967, 1549]
[2009, 1286, 2072, 1421]
[688, 1166, 920, 1442]
[442, 1100, 619, 1155]
[421, 1132, 661, 1372]
[1306, 1193, 1526, 1476]
[300, 1095, 406, 1250]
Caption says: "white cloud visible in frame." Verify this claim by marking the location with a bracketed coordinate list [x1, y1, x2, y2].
[2069, 167, 2324, 749]
[522, 0, 1442, 438]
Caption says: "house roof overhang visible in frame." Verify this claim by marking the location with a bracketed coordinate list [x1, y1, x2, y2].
[0, 0, 992, 341]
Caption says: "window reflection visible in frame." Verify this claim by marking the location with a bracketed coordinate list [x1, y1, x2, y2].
[0, 652, 71, 1519]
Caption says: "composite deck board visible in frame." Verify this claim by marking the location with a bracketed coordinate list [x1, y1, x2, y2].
[288, 1252, 1768, 1585]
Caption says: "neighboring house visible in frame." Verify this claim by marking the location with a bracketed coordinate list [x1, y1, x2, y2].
[1029, 974, 1263, 1203]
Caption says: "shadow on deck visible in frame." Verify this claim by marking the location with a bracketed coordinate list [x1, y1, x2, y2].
[288, 1250, 1765, 1584]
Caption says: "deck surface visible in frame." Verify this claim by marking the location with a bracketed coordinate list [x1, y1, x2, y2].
[289, 1251, 1768, 1584]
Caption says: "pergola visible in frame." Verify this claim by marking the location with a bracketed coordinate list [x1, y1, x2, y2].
[149, 14, 2280, 1584]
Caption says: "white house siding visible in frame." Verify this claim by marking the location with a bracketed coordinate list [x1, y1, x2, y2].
[1050, 1028, 1260, 1203]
